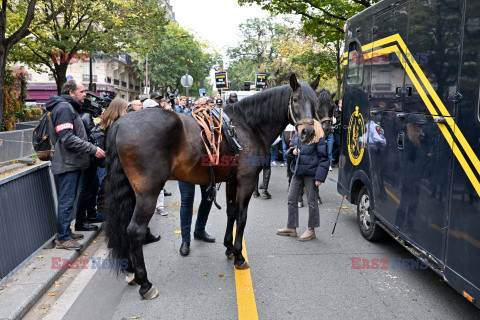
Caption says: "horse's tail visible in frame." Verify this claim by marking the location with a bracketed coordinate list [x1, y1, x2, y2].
[104, 124, 135, 272]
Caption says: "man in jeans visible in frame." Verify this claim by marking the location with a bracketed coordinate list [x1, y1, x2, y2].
[178, 182, 216, 256]
[46, 80, 105, 250]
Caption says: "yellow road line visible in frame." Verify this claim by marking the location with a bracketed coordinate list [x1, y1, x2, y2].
[233, 227, 259, 320]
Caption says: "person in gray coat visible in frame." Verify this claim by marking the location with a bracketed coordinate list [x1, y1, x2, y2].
[46, 80, 105, 250]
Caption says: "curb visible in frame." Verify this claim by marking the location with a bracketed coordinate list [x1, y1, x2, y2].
[0, 223, 103, 320]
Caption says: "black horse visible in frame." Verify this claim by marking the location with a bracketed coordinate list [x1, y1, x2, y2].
[104, 74, 330, 299]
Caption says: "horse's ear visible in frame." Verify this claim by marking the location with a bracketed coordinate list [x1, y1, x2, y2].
[310, 75, 320, 91]
[290, 74, 299, 91]
[331, 90, 338, 100]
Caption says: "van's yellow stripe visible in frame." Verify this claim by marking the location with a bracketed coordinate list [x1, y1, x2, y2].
[394, 34, 480, 178]
[233, 228, 258, 320]
[346, 34, 480, 196]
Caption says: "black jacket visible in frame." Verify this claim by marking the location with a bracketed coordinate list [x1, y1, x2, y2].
[286, 133, 329, 182]
[46, 95, 97, 175]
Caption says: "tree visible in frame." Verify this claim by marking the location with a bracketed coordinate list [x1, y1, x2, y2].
[10, 0, 169, 94]
[0, 0, 66, 129]
[237, 0, 382, 92]
[137, 22, 222, 97]
[226, 17, 320, 88]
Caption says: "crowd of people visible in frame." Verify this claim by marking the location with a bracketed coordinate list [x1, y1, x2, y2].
[46, 80, 341, 254]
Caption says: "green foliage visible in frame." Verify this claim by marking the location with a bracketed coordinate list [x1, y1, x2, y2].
[136, 22, 222, 96]
[237, 0, 382, 92]
[2, 67, 29, 131]
[226, 17, 322, 88]
[9, 0, 170, 91]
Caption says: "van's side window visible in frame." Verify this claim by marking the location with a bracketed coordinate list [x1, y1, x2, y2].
[347, 42, 364, 85]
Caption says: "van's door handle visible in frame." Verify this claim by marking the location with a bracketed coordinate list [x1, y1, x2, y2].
[397, 132, 405, 150]
[396, 112, 406, 119]
[395, 87, 403, 98]
[434, 116, 448, 124]
[406, 86, 413, 97]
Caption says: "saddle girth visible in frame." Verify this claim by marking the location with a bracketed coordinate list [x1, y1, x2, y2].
[192, 107, 243, 209]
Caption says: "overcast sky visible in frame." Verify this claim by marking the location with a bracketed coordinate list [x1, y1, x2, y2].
[170, 0, 270, 54]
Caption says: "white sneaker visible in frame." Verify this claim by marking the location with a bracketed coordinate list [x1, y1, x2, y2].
[329, 166, 333, 171]
[271, 161, 278, 167]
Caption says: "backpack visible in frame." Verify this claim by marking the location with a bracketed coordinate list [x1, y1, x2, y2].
[32, 112, 54, 161]
[89, 123, 106, 167]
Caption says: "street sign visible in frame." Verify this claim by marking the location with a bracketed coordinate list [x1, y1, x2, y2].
[199, 88, 205, 96]
[181, 74, 193, 87]
[215, 72, 228, 89]
[256, 73, 267, 88]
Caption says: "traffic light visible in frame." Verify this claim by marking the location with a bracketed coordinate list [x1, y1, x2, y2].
[244, 81, 251, 91]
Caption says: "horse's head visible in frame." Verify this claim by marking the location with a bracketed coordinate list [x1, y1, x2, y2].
[310, 76, 336, 136]
[288, 74, 318, 144]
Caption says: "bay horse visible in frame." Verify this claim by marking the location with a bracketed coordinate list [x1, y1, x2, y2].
[104, 74, 327, 299]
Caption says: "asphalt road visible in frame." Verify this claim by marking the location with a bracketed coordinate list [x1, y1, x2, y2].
[28, 167, 480, 320]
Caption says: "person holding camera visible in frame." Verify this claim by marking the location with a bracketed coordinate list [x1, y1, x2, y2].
[74, 95, 105, 233]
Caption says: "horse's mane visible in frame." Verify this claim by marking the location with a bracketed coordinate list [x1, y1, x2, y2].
[316, 88, 332, 104]
[224, 82, 315, 131]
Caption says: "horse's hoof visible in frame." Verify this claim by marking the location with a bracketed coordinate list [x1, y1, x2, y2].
[226, 252, 235, 260]
[142, 285, 159, 300]
[234, 261, 250, 270]
[126, 272, 138, 286]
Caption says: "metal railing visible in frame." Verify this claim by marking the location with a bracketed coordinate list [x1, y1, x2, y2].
[0, 129, 36, 163]
[0, 162, 57, 279]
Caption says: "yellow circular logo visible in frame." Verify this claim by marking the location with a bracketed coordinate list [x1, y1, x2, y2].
[347, 106, 365, 166]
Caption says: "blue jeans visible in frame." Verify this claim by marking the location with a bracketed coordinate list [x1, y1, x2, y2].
[281, 133, 287, 164]
[327, 133, 334, 165]
[96, 167, 106, 220]
[57, 171, 81, 240]
[75, 165, 99, 225]
[270, 145, 277, 163]
[332, 133, 341, 163]
[178, 182, 213, 242]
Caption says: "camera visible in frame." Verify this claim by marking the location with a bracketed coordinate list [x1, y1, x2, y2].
[81, 95, 102, 117]
[86, 92, 114, 111]
[168, 94, 176, 106]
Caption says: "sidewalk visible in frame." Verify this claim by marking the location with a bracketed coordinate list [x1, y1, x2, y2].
[0, 223, 103, 320]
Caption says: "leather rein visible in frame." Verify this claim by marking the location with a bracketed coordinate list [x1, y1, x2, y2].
[287, 99, 331, 127]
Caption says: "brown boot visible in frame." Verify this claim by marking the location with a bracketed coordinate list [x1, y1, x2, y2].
[276, 226, 297, 237]
[71, 232, 84, 240]
[299, 228, 316, 242]
[55, 238, 83, 250]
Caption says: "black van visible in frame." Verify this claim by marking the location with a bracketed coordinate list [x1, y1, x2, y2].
[338, 0, 480, 308]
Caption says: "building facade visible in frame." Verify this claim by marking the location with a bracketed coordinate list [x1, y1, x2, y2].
[23, 1, 176, 103]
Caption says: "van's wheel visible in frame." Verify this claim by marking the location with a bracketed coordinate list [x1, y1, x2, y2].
[357, 186, 385, 241]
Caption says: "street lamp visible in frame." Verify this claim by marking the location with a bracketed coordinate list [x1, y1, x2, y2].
[144, 35, 188, 94]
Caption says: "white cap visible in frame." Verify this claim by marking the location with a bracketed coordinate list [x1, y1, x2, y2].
[143, 99, 159, 109]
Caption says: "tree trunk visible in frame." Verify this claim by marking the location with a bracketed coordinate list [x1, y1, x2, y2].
[55, 63, 69, 95]
[0, 47, 7, 130]
[335, 41, 343, 97]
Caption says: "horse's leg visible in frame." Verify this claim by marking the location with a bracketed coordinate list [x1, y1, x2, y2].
[224, 182, 237, 259]
[127, 192, 160, 299]
[233, 180, 256, 270]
